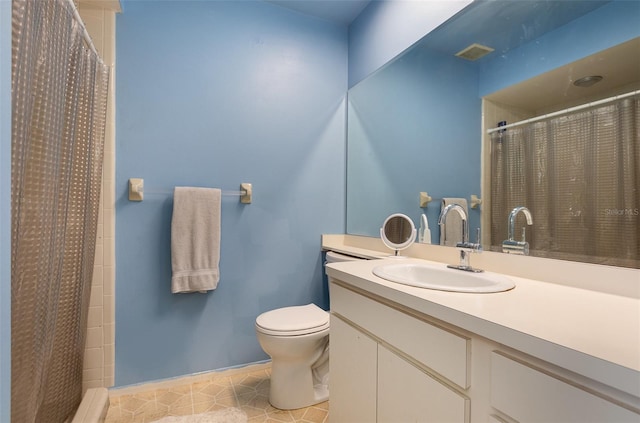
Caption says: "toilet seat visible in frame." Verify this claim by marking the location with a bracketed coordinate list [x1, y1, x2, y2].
[256, 304, 329, 336]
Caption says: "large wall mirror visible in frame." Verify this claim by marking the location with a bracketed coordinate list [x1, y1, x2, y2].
[347, 0, 640, 268]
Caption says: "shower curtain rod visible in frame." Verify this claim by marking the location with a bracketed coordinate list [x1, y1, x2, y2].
[487, 89, 640, 134]
[65, 0, 101, 60]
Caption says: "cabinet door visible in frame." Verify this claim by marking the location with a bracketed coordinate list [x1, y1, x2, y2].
[330, 314, 377, 423]
[378, 345, 469, 423]
[491, 352, 640, 422]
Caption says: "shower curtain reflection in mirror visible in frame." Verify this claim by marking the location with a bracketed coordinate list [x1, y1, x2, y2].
[490, 96, 639, 268]
[11, 0, 109, 421]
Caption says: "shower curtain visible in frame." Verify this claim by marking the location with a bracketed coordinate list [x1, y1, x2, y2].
[490, 96, 639, 268]
[11, 0, 109, 421]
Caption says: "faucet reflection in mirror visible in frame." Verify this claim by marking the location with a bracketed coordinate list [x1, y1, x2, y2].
[438, 204, 482, 273]
[489, 95, 639, 268]
[502, 207, 533, 255]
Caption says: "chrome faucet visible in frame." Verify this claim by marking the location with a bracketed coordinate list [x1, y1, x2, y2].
[438, 204, 483, 272]
[502, 206, 533, 255]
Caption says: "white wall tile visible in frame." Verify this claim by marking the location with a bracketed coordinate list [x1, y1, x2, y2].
[104, 372, 114, 387]
[104, 323, 114, 342]
[102, 207, 116, 238]
[83, 367, 104, 383]
[103, 296, 114, 325]
[82, 380, 104, 392]
[97, 201, 104, 226]
[103, 265, 114, 292]
[84, 347, 104, 370]
[93, 244, 103, 266]
[89, 285, 103, 307]
[103, 151, 114, 180]
[104, 343, 115, 368]
[80, 1, 116, 391]
[103, 238, 114, 270]
[87, 306, 103, 328]
[103, 180, 114, 208]
[96, 223, 104, 243]
[86, 327, 103, 348]
[92, 265, 103, 287]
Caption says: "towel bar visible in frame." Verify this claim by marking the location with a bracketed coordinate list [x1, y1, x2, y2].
[128, 179, 252, 204]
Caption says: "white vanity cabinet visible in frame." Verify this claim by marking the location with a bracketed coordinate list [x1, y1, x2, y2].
[330, 283, 470, 423]
[329, 279, 640, 423]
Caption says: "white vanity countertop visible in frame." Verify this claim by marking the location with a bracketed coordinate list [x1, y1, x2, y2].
[326, 257, 640, 398]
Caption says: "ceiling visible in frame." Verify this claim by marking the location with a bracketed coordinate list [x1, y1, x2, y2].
[388, 1, 629, 112]
[264, 0, 371, 25]
[486, 37, 640, 113]
[417, 1, 611, 58]
[115, 0, 370, 25]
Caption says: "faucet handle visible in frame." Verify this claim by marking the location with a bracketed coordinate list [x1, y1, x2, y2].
[475, 227, 483, 252]
[456, 228, 482, 252]
[451, 228, 484, 272]
[521, 226, 526, 242]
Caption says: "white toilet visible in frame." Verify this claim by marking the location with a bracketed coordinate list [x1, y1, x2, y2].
[255, 250, 361, 410]
[255, 303, 330, 410]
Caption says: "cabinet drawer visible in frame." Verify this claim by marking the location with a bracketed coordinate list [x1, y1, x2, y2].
[491, 352, 639, 422]
[378, 345, 469, 423]
[331, 283, 470, 389]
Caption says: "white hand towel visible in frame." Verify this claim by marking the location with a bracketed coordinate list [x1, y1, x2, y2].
[440, 198, 468, 247]
[171, 187, 221, 294]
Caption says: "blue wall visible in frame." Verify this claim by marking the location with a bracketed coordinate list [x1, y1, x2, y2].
[347, 47, 480, 239]
[348, 0, 471, 88]
[0, 0, 11, 419]
[115, 1, 347, 386]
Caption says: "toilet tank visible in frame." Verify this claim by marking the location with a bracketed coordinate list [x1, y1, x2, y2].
[325, 251, 364, 265]
[324, 251, 365, 307]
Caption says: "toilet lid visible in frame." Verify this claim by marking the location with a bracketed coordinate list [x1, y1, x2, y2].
[256, 304, 329, 334]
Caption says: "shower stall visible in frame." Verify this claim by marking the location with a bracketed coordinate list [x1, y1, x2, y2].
[11, 0, 110, 421]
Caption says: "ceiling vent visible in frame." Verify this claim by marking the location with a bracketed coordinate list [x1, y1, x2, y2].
[455, 43, 494, 61]
[573, 75, 603, 87]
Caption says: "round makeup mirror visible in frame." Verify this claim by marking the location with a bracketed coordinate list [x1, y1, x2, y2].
[380, 213, 416, 256]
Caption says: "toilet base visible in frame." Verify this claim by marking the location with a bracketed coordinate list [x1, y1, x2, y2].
[269, 360, 329, 410]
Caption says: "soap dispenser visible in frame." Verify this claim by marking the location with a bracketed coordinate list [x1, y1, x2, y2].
[419, 214, 431, 244]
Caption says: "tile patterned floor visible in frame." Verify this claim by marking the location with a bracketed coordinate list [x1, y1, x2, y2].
[104, 364, 329, 423]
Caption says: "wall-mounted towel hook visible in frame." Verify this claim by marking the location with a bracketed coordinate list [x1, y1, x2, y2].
[129, 178, 144, 201]
[470, 194, 482, 209]
[419, 192, 432, 208]
[240, 183, 252, 204]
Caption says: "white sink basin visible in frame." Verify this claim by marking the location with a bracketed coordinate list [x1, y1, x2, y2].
[372, 262, 515, 293]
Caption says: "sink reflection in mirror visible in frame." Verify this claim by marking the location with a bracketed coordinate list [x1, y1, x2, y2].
[372, 262, 515, 293]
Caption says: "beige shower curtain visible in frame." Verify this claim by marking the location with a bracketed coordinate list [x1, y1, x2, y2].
[490, 96, 640, 268]
[11, 0, 109, 421]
